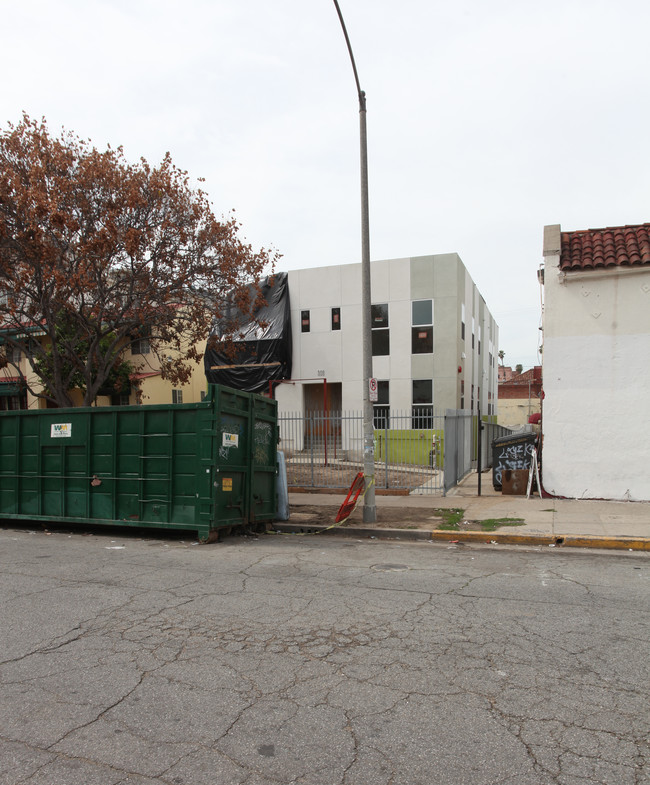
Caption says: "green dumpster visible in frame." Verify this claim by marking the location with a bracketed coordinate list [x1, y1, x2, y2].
[0, 385, 277, 542]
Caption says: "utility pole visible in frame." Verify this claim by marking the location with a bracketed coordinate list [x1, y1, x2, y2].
[332, 0, 376, 521]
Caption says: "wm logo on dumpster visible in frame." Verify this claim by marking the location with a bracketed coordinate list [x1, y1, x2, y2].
[51, 423, 72, 438]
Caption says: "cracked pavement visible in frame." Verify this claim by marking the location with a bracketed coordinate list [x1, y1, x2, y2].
[0, 526, 648, 785]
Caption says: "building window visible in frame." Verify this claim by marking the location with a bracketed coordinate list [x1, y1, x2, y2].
[131, 337, 150, 355]
[9, 345, 22, 365]
[472, 317, 475, 350]
[111, 394, 130, 406]
[412, 379, 433, 428]
[371, 304, 389, 356]
[331, 307, 341, 331]
[461, 303, 465, 341]
[25, 339, 39, 360]
[478, 325, 481, 355]
[301, 310, 310, 333]
[460, 380, 465, 410]
[172, 389, 183, 405]
[373, 381, 390, 428]
[131, 328, 151, 355]
[411, 300, 433, 354]
[200, 390, 207, 401]
[471, 384, 474, 411]
[0, 379, 26, 410]
[0, 394, 22, 411]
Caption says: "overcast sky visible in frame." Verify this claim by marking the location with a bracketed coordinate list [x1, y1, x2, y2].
[3, 0, 649, 369]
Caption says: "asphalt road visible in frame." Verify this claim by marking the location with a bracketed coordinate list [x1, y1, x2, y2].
[1, 525, 648, 785]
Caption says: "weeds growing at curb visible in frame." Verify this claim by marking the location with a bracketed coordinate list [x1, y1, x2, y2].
[433, 508, 465, 530]
[479, 517, 525, 532]
[436, 511, 525, 532]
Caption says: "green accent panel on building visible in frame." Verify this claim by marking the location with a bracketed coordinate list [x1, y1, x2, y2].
[374, 428, 443, 469]
[0, 385, 277, 542]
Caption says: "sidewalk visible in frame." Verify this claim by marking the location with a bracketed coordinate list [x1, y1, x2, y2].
[284, 471, 650, 551]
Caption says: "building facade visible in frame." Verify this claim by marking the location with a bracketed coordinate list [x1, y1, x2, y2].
[541, 223, 650, 501]
[497, 366, 542, 429]
[276, 253, 499, 421]
[0, 330, 208, 410]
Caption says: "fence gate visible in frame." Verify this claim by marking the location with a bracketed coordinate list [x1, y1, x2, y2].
[443, 410, 473, 493]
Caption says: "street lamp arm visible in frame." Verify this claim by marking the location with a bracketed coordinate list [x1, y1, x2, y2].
[332, 0, 365, 110]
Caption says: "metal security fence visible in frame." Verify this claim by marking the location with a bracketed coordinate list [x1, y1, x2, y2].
[479, 420, 519, 469]
[279, 409, 523, 495]
[279, 409, 445, 495]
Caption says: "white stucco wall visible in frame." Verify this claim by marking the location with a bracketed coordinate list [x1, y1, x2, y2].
[542, 230, 650, 500]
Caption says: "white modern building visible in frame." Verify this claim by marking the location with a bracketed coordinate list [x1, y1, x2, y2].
[276, 253, 499, 424]
[541, 223, 650, 501]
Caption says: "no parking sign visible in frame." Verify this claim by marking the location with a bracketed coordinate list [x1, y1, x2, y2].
[369, 377, 378, 402]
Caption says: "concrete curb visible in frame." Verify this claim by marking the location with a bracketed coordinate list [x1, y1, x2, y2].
[271, 523, 650, 550]
[271, 523, 432, 541]
[429, 530, 650, 551]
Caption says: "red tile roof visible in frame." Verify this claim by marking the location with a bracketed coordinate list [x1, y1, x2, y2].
[130, 371, 161, 380]
[560, 224, 650, 271]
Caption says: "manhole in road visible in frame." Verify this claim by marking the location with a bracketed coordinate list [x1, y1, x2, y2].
[371, 564, 409, 572]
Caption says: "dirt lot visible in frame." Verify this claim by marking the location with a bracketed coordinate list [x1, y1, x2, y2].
[287, 503, 464, 531]
[286, 498, 524, 534]
[286, 463, 440, 495]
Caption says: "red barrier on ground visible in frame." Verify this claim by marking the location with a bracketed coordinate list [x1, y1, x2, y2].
[335, 473, 365, 523]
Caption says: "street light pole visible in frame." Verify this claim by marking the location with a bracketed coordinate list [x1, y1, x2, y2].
[332, 0, 376, 522]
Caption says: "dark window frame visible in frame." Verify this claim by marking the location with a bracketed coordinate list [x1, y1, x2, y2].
[373, 380, 390, 429]
[412, 379, 433, 428]
[131, 326, 152, 356]
[371, 303, 389, 356]
[412, 299, 433, 355]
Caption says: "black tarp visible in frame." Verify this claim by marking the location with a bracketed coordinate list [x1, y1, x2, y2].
[204, 272, 292, 394]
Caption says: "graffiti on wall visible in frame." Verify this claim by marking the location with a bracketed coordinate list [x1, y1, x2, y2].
[494, 440, 536, 487]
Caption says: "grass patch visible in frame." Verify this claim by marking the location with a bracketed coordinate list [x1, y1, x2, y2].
[432, 508, 465, 530]
[479, 517, 525, 532]
[434, 512, 525, 532]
